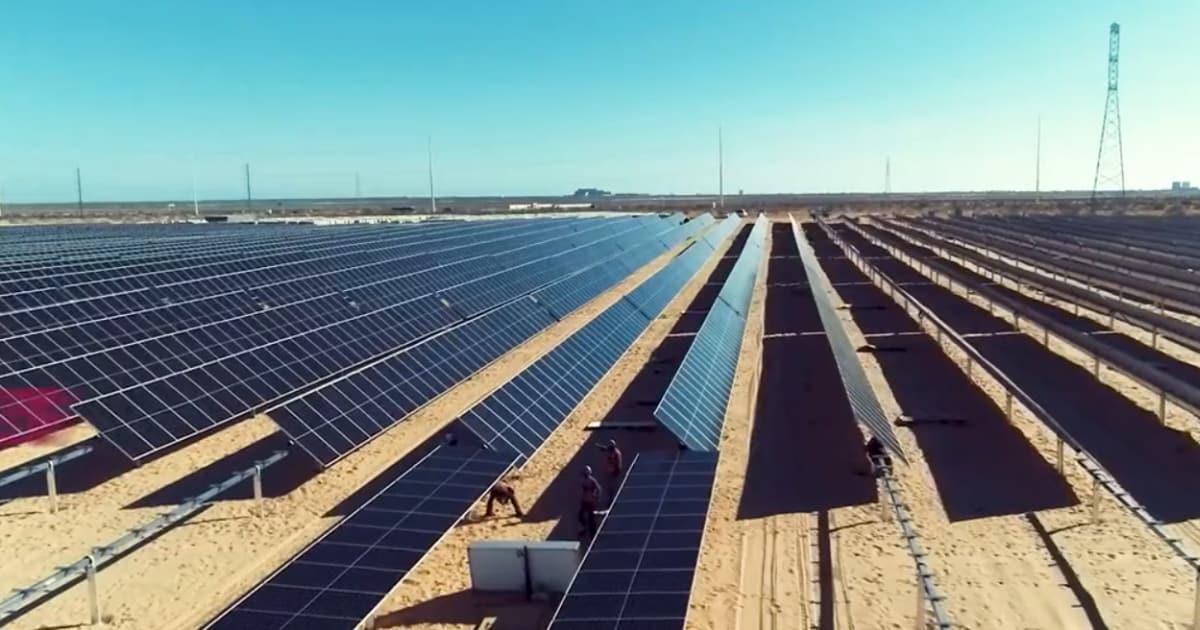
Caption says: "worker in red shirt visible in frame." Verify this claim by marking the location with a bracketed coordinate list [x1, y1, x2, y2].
[595, 439, 623, 480]
[579, 465, 603, 539]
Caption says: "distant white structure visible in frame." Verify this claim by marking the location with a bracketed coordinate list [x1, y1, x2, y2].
[507, 202, 594, 211]
[1171, 181, 1197, 193]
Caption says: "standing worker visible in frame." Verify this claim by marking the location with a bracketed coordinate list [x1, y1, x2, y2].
[484, 479, 523, 518]
[579, 465, 603, 540]
[595, 439, 623, 480]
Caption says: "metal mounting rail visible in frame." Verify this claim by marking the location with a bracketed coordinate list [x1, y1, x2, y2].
[0, 441, 94, 491]
[821, 220, 1200, 619]
[878, 219, 1200, 357]
[0, 441, 96, 513]
[855, 220, 1200, 425]
[0, 449, 287, 625]
[790, 214, 951, 629]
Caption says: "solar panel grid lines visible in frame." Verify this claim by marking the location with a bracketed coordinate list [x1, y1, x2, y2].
[270, 297, 559, 467]
[653, 219, 766, 452]
[203, 445, 517, 630]
[653, 303, 745, 452]
[702, 215, 741, 249]
[792, 218, 906, 460]
[6, 219, 638, 456]
[267, 215, 682, 467]
[461, 229, 720, 461]
[0, 219, 581, 334]
[547, 451, 719, 630]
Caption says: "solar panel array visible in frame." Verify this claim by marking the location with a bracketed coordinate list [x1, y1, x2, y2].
[0, 217, 662, 453]
[205, 216, 725, 630]
[702, 215, 742, 249]
[461, 223, 724, 461]
[268, 214, 712, 467]
[205, 445, 516, 630]
[654, 215, 768, 451]
[68, 218, 665, 460]
[548, 451, 718, 630]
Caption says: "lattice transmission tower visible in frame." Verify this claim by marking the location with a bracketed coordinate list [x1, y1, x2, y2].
[1091, 22, 1124, 205]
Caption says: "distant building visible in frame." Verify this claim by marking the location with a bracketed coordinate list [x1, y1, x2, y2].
[573, 188, 612, 198]
[1171, 181, 1197, 193]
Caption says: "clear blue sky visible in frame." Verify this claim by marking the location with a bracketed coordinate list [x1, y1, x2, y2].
[1, 1, 1197, 202]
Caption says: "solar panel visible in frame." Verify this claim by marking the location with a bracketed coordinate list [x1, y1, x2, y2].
[270, 298, 558, 466]
[548, 451, 718, 630]
[204, 445, 515, 630]
[703, 215, 741, 249]
[267, 215, 694, 467]
[461, 226, 720, 460]
[70, 219, 652, 460]
[791, 218, 906, 460]
[653, 216, 768, 451]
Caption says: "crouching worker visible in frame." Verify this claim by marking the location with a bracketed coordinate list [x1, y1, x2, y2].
[485, 479, 523, 518]
[865, 436, 893, 478]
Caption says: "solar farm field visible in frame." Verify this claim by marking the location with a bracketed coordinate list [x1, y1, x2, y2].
[2, 212, 1200, 629]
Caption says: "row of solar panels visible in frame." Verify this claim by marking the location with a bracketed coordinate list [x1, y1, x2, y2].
[984, 216, 1200, 269]
[1, 220, 590, 330]
[464, 224, 726, 462]
[78, 215, 698, 462]
[0, 216, 686, 455]
[204, 216, 726, 628]
[548, 451, 718, 629]
[654, 215, 768, 451]
[266, 214, 717, 467]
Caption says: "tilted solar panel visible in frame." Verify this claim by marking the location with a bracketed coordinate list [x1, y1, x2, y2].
[461, 224, 720, 460]
[653, 217, 767, 452]
[204, 445, 515, 630]
[548, 451, 718, 630]
[791, 218, 906, 460]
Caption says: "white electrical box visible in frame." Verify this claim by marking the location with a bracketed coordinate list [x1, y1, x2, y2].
[468, 540, 581, 594]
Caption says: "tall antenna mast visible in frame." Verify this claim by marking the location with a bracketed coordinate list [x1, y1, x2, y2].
[0, 184, 5, 219]
[884, 157, 892, 194]
[718, 127, 724, 209]
[1091, 22, 1125, 206]
[244, 163, 253, 214]
[427, 136, 437, 214]
[75, 167, 84, 218]
[1035, 116, 1042, 204]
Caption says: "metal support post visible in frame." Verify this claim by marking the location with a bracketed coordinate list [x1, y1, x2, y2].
[1056, 439, 1064, 474]
[1093, 355, 1101, 379]
[1159, 391, 1168, 425]
[1152, 326, 1159, 349]
[1090, 477, 1103, 523]
[966, 356, 974, 379]
[914, 584, 927, 630]
[86, 553, 100, 624]
[46, 460, 58, 514]
[252, 463, 264, 503]
[1043, 327, 1049, 346]
[1005, 392, 1013, 422]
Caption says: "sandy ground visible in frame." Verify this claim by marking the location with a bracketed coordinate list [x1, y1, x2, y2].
[366, 226, 742, 630]
[849, 222, 1198, 627]
[880, 222, 1200, 556]
[0, 423, 96, 472]
[0, 241, 686, 630]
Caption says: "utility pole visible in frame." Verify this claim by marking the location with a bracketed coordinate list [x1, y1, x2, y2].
[1035, 116, 1042, 204]
[718, 127, 724, 209]
[427, 136, 437, 214]
[0, 184, 5, 219]
[244, 163, 253, 214]
[191, 174, 200, 217]
[884, 157, 892, 194]
[75, 167, 83, 218]
[1091, 22, 1125, 207]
